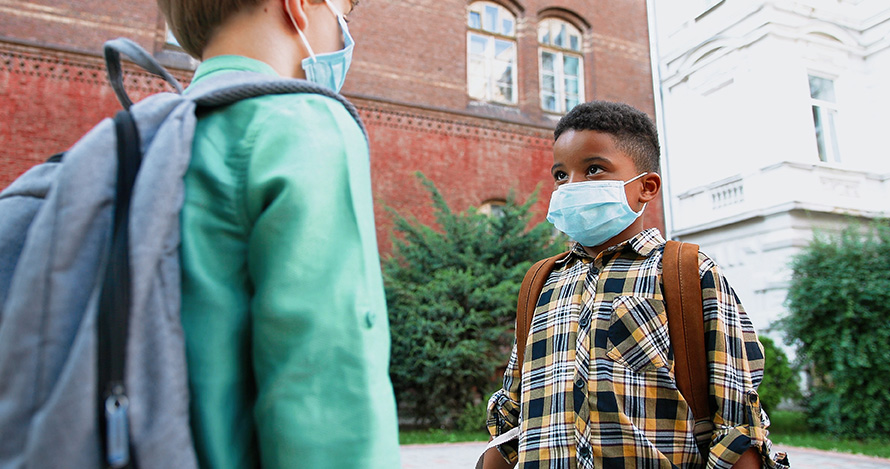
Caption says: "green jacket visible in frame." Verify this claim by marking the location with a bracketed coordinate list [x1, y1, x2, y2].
[180, 55, 399, 468]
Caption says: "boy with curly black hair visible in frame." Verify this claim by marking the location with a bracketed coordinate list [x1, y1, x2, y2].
[482, 101, 789, 468]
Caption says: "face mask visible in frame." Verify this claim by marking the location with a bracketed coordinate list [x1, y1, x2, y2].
[546, 173, 648, 247]
[287, 0, 354, 92]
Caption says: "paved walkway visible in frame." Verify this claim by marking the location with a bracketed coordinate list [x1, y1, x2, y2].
[400, 442, 890, 468]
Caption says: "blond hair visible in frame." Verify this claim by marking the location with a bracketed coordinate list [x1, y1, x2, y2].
[158, 0, 267, 58]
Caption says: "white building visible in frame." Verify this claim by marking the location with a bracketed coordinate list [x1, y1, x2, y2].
[649, 0, 890, 336]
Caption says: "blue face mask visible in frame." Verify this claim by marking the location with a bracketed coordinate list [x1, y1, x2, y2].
[546, 173, 648, 247]
[289, 0, 354, 93]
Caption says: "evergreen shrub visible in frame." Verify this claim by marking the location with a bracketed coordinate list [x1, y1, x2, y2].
[384, 173, 563, 427]
[756, 336, 800, 412]
[784, 220, 890, 438]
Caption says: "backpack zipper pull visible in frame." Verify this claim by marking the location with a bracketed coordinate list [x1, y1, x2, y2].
[105, 385, 131, 468]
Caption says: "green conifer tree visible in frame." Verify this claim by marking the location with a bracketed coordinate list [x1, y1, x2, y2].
[384, 173, 564, 427]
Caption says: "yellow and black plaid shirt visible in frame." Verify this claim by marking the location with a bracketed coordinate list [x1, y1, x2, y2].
[487, 229, 790, 468]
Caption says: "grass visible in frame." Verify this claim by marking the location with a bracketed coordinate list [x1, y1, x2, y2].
[399, 410, 890, 460]
[768, 410, 890, 459]
[399, 428, 489, 445]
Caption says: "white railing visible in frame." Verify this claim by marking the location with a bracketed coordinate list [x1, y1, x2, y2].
[710, 179, 744, 209]
[673, 161, 890, 233]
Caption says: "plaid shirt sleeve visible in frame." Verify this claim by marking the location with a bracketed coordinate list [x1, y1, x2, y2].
[700, 253, 789, 469]
[486, 342, 521, 464]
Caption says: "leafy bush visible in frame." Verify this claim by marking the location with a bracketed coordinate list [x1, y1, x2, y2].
[756, 336, 800, 412]
[385, 173, 563, 427]
[456, 399, 489, 433]
[783, 220, 890, 438]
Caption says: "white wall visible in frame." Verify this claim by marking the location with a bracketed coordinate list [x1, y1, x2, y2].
[652, 0, 890, 332]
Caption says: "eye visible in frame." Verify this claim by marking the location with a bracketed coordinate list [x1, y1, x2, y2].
[586, 165, 603, 176]
[553, 170, 567, 182]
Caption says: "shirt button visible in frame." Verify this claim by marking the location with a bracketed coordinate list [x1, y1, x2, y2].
[578, 445, 591, 458]
[364, 310, 376, 328]
[589, 267, 599, 275]
[575, 376, 585, 388]
[579, 314, 590, 328]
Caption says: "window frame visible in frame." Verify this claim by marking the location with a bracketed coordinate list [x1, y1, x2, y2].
[467, 1, 519, 105]
[537, 18, 585, 114]
[478, 199, 507, 218]
[808, 73, 841, 163]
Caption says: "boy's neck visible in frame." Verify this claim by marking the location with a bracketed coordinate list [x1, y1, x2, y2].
[201, 4, 307, 80]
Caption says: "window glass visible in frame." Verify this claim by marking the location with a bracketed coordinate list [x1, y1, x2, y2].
[479, 200, 507, 218]
[467, 2, 518, 105]
[809, 75, 836, 102]
[539, 18, 582, 52]
[469, 11, 482, 29]
[165, 26, 181, 48]
[484, 5, 498, 32]
[564, 55, 580, 76]
[554, 23, 566, 48]
[808, 74, 840, 163]
[502, 18, 514, 36]
[469, 35, 487, 55]
[538, 18, 584, 113]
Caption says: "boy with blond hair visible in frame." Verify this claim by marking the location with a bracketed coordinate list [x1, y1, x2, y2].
[483, 101, 789, 468]
[157, 0, 400, 467]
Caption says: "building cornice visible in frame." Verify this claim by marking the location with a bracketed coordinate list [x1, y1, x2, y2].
[660, 2, 890, 86]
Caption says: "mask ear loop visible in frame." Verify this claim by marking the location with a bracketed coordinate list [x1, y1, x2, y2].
[323, 0, 344, 17]
[285, 1, 318, 62]
[624, 172, 649, 215]
[623, 172, 649, 185]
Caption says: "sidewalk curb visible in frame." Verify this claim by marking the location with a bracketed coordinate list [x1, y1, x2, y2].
[400, 441, 487, 449]
[775, 444, 890, 463]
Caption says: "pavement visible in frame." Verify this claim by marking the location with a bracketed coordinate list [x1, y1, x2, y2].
[400, 442, 890, 468]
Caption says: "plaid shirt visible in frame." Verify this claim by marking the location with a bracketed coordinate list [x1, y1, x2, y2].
[487, 229, 790, 469]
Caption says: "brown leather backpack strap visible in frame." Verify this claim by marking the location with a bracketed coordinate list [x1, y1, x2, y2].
[663, 241, 710, 422]
[515, 252, 569, 369]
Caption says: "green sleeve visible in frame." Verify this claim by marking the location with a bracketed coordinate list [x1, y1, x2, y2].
[244, 96, 399, 468]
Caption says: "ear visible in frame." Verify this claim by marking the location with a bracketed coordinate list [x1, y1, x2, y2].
[637, 172, 661, 204]
[283, 0, 308, 32]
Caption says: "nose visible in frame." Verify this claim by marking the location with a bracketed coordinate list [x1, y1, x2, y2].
[568, 172, 585, 184]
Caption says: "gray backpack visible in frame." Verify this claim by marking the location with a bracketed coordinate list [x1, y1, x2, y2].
[0, 38, 365, 469]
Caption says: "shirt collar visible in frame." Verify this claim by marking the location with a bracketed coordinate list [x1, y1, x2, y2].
[189, 55, 280, 86]
[562, 228, 665, 263]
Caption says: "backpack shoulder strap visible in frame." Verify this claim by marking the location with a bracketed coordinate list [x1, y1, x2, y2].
[104, 38, 184, 110]
[515, 251, 570, 369]
[662, 240, 710, 422]
[101, 38, 367, 141]
[185, 71, 368, 141]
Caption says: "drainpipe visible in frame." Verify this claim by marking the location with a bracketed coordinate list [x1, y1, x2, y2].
[646, 0, 675, 240]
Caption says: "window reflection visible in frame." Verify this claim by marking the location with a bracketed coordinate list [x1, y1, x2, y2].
[538, 18, 584, 113]
[808, 75, 841, 163]
[467, 2, 518, 105]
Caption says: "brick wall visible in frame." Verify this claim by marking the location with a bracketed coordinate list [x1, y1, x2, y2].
[0, 0, 662, 255]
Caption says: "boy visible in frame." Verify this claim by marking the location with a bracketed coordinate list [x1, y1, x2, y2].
[484, 101, 789, 468]
[157, 0, 399, 467]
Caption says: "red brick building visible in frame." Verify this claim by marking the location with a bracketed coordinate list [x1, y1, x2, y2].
[0, 0, 661, 254]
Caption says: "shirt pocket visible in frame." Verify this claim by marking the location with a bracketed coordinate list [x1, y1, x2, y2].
[606, 295, 671, 373]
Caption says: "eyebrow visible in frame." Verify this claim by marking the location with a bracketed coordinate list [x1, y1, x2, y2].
[551, 156, 609, 172]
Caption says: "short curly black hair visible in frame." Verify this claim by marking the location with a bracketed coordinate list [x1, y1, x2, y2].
[554, 101, 660, 173]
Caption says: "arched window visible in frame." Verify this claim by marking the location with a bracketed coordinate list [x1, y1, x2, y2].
[478, 199, 506, 218]
[467, 2, 518, 105]
[538, 18, 584, 113]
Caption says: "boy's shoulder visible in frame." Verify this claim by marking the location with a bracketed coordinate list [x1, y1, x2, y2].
[189, 55, 362, 133]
